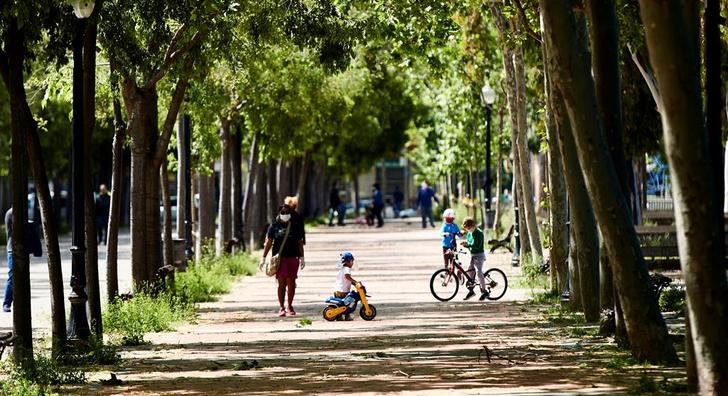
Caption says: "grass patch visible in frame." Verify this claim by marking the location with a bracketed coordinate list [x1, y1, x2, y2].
[529, 289, 561, 305]
[543, 305, 585, 325]
[659, 285, 686, 315]
[565, 326, 599, 338]
[174, 252, 257, 303]
[295, 318, 313, 328]
[627, 373, 687, 395]
[1, 354, 87, 396]
[102, 291, 195, 346]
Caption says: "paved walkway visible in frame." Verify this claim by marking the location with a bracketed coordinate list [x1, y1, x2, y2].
[67, 223, 684, 395]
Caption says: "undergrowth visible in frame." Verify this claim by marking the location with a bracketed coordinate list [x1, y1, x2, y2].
[0, 354, 87, 396]
[102, 252, 257, 345]
[659, 285, 686, 315]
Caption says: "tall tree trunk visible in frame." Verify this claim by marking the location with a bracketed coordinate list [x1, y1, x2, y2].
[176, 114, 187, 239]
[250, 161, 268, 249]
[639, 0, 728, 390]
[161, 161, 173, 268]
[5, 18, 33, 367]
[217, 119, 232, 255]
[268, 160, 279, 221]
[242, 132, 259, 248]
[295, 152, 311, 215]
[82, 17, 101, 336]
[599, 238, 614, 309]
[106, 89, 125, 302]
[513, 47, 543, 261]
[196, 167, 216, 260]
[493, 157, 502, 233]
[568, 226, 582, 311]
[232, 125, 243, 242]
[353, 174, 360, 217]
[540, 0, 676, 363]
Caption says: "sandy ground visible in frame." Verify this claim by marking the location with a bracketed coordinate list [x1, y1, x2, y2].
[56, 222, 686, 395]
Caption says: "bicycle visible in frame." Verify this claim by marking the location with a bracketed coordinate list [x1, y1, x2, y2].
[430, 248, 508, 302]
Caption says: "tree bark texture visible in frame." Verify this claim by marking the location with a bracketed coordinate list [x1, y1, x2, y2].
[295, 152, 311, 215]
[82, 17, 101, 336]
[639, 0, 728, 389]
[232, 126, 243, 242]
[161, 161, 173, 269]
[268, 160, 279, 221]
[197, 166, 216, 259]
[5, 19, 33, 367]
[106, 91, 126, 302]
[568, 226, 582, 311]
[599, 239, 614, 309]
[176, 115, 187, 239]
[251, 161, 268, 249]
[540, 0, 676, 363]
[552, 93, 600, 322]
[217, 119, 232, 255]
[242, 132, 259, 248]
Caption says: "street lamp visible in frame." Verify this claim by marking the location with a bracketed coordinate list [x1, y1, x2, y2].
[479, 84, 496, 229]
[67, 0, 94, 345]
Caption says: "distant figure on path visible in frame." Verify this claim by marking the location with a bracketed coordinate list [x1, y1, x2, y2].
[417, 181, 439, 228]
[95, 184, 111, 245]
[260, 204, 305, 317]
[372, 184, 384, 228]
[393, 185, 404, 218]
[3, 207, 12, 312]
[328, 183, 345, 226]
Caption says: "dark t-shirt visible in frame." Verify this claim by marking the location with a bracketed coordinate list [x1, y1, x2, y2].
[95, 194, 111, 220]
[267, 220, 303, 258]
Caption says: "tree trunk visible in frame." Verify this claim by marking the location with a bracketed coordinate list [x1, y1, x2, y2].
[295, 152, 311, 215]
[176, 114, 187, 239]
[232, 125, 243, 242]
[568, 226, 582, 311]
[5, 18, 33, 367]
[599, 238, 614, 309]
[217, 119, 232, 255]
[197, 166, 216, 259]
[540, 0, 676, 363]
[106, 90, 126, 302]
[513, 48, 543, 261]
[353, 174, 360, 217]
[242, 132, 259, 248]
[161, 161, 173, 268]
[250, 161, 268, 249]
[552, 93, 600, 321]
[268, 160, 279, 221]
[493, 157, 502, 234]
[639, 0, 728, 389]
[82, 18, 101, 336]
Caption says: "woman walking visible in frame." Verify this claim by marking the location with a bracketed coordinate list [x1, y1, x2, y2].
[260, 204, 305, 317]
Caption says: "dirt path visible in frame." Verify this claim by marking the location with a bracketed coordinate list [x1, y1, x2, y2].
[71, 223, 686, 395]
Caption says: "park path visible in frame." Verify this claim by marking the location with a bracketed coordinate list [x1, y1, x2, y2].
[71, 223, 681, 395]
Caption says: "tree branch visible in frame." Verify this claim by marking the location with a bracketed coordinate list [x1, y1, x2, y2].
[512, 0, 543, 44]
[627, 44, 662, 113]
[144, 31, 202, 90]
[152, 55, 195, 170]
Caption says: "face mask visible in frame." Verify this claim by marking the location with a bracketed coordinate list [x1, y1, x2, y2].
[279, 214, 291, 222]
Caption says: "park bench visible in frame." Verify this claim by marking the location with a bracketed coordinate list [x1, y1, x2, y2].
[636, 225, 680, 270]
[488, 225, 514, 253]
[642, 210, 675, 225]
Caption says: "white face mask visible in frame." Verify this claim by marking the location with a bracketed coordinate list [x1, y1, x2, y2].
[279, 214, 291, 222]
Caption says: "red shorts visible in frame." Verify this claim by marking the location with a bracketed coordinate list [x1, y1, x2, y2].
[276, 257, 300, 279]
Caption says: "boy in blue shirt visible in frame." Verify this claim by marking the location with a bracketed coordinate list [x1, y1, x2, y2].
[440, 209, 461, 268]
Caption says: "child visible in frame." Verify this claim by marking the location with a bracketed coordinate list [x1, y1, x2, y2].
[440, 209, 461, 268]
[460, 217, 489, 301]
[334, 251, 359, 321]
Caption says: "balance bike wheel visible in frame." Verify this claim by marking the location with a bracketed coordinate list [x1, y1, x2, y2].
[360, 305, 377, 321]
[322, 306, 339, 322]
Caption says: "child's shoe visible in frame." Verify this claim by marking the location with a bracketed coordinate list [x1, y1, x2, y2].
[464, 289, 476, 300]
[479, 292, 489, 301]
[344, 314, 353, 321]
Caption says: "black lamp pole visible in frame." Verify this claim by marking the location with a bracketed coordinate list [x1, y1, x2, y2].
[183, 114, 194, 259]
[67, 17, 91, 344]
[483, 104, 493, 228]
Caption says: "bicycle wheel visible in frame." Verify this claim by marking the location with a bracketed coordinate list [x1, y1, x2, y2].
[430, 268, 459, 302]
[483, 268, 508, 300]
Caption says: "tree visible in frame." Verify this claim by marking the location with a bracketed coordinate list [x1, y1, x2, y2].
[539, 0, 676, 363]
[638, 0, 728, 391]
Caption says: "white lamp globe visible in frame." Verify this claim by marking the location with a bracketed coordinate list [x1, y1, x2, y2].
[70, 0, 95, 19]
[481, 84, 496, 106]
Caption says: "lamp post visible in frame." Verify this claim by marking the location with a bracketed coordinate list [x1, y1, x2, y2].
[182, 114, 194, 259]
[67, 0, 94, 345]
[479, 84, 496, 229]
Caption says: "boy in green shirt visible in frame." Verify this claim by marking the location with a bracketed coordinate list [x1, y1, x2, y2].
[460, 217, 488, 301]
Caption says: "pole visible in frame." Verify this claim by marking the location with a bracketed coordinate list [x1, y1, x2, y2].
[484, 105, 493, 228]
[183, 114, 194, 259]
[67, 18, 91, 344]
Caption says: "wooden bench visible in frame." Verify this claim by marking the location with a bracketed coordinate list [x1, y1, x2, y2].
[488, 225, 514, 254]
[0, 332, 17, 359]
[643, 210, 675, 225]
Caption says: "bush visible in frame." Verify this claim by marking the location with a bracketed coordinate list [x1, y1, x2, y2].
[175, 252, 257, 303]
[0, 354, 87, 396]
[103, 291, 194, 345]
[659, 285, 686, 314]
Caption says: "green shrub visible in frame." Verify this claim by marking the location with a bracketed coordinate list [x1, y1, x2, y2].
[0, 353, 87, 396]
[659, 285, 686, 314]
[103, 291, 194, 345]
[175, 252, 257, 303]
